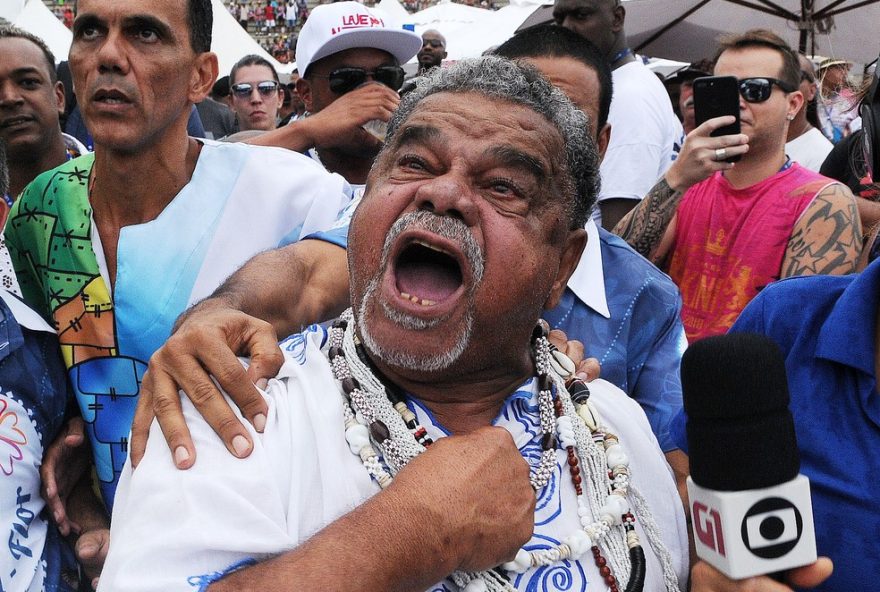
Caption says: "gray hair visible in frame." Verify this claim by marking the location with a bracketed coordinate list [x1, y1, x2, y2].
[384, 56, 599, 229]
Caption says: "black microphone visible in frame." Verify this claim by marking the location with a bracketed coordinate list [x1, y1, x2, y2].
[682, 333, 817, 579]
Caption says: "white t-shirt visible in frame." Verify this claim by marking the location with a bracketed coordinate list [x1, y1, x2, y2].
[785, 127, 834, 172]
[596, 60, 683, 225]
[100, 327, 689, 591]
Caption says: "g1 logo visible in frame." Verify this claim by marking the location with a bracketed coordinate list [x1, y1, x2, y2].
[741, 497, 803, 559]
[693, 501, 725, 556]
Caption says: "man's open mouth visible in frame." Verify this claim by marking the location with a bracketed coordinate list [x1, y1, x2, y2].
[94, 88, 132, 105]
[393, 239, 464, 308]
[0, 115, 34, 129]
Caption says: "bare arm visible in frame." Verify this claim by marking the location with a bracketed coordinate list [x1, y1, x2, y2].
[612, 177, 683, 264]
[131, 239, 349, 469]
[613, 116, 750, 262]
[208, 429, 535, 592]
[186, 238, 350, 338]
[782, 183, 862, 278]
[245, 83, 399, 154]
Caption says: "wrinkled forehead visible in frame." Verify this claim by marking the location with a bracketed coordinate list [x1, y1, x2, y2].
[391, 91, 565, 164]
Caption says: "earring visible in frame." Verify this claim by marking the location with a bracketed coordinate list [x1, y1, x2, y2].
[786, 114, 795, 121]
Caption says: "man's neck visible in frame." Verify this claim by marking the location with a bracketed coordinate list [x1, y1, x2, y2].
[786, 113, 812, 143]
[90, 135, 200, 228]
[7, 136, 68, 198]
[724, 145, 787, 189]
[608, 38, 635, 71]
[365, 340, 534, 435]
[89, 134, 201, 287]
[317, 148, 373, 185]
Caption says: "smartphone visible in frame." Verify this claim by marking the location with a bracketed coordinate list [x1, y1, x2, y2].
[693, 76, 741, 162]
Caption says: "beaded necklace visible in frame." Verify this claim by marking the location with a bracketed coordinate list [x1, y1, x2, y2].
[327, 309, 680, 592]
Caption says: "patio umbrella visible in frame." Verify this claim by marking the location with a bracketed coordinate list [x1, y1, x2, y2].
[519, 0, 880, 64]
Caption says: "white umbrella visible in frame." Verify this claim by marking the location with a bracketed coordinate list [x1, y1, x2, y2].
[10, 0, 72, 63]
[375, 0, 412, 22]
[409, 0, 493, 36]
[210, 0, 293, 75]
[520, 0, 880, 64]
[445, 0, 552, 60]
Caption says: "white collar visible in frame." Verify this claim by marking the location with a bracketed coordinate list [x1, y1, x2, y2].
[0, 290, 55, 334]
[566, 219, 610, 319]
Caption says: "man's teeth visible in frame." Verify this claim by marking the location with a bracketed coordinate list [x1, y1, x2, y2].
[413, 239, 450, 256]
[399, 291, 436, 306]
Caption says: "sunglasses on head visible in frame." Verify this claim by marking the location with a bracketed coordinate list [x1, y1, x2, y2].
[312, 66, 406, 95]
[231, 80, 280, 98]
[738, 77, 797, 103]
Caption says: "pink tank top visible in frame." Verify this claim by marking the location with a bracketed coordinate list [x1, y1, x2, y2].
[669, 163, 834, 341]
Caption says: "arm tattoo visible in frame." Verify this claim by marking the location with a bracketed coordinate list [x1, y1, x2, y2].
[783, 184, 863, 277]
[612, 177, 683, 259]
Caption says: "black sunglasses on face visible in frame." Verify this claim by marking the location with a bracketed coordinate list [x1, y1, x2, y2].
[422, 39, 444, 48]
[231, 80, 280, 99]
[738, 77, 797, 103]
[312, 66, 406, 95]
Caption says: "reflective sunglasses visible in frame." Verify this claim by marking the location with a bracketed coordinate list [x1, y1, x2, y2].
[231, 80, 280, 99]
[312, 66, 406, 95]
[738, 77, 797, 103]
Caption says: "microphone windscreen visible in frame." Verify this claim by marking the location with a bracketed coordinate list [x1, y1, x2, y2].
[682, 333, 800, 491]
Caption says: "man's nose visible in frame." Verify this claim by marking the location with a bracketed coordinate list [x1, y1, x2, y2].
[0, 82, 24, 108]
[413, 173, 479, 225]
[96, 31, 130, 75]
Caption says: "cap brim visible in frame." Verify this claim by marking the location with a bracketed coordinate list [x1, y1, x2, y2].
[307, 28, 422, 73]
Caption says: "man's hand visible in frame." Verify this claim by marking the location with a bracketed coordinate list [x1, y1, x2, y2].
[76, 528, 110, 590]
[297, 83, 400, 151]
[547, 328, 601, 382]
[40, 416, 91, 536]
[665, 116, 750, 192]
[131, 301, 284, 469]
[691, 558, 833, 591]
[391, 426, 536, 573]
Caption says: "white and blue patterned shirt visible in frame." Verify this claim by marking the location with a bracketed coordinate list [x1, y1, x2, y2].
[100, 327, 688, 591]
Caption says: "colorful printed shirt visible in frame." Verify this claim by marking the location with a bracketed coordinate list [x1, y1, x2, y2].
[99, 326, 689, 592]
[0, 291, 79, 592]
[4, 142, 352, 510]
[668, 163, 832, 341]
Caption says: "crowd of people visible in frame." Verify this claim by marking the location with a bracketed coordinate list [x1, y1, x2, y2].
[0, 0, 878, 591]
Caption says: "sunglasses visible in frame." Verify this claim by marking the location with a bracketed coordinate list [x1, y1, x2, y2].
[738, 77, 797, 103]
[422, 39, 445, 48]
[312, 66, 405, 95]
[231, 80, 280, 99]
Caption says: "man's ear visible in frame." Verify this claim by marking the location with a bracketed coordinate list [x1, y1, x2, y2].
[596, 123, 611, 161]
[611, 3, 626, 33]
[190, 52, 219, 104]
[805, 81, 818, 102]
[53, 80, 65, 119]
[787, 89, 805, 122]
[296, 77, 314, 112]
[544, 228, 587, 310]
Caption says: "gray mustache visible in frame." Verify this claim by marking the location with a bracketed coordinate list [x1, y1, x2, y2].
[381, 211, 485, 285]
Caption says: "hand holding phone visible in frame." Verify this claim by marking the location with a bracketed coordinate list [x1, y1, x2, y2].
[693, 76, 742, 162]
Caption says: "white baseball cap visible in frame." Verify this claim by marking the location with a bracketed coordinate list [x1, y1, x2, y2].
[296, 2, 421, 76]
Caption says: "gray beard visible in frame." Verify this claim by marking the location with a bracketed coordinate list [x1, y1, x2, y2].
[358, 277, 474, 373]
[355, 211, 484, 373]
